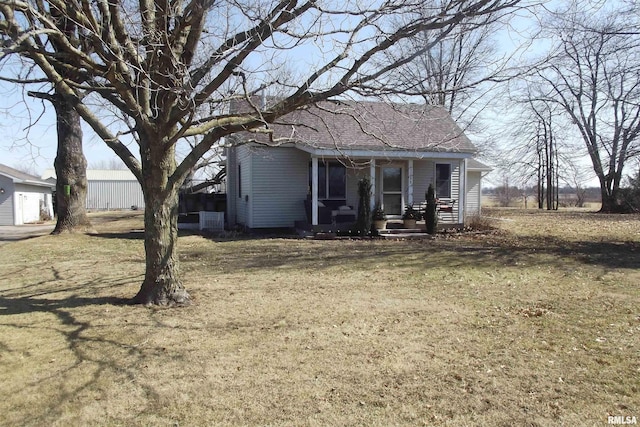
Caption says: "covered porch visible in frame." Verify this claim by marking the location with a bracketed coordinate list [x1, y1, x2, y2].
[301, 150, 469, 231]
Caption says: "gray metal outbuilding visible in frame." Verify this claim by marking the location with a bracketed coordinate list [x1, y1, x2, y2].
[42, 169, 145, 211]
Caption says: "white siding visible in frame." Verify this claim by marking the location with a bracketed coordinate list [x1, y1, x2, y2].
[451, 161, 460, 201]
[250, 147, 309, 228]
[0, 175, 15, 225]
[86, 180, 145, 210]
[412, 160, 433, 203]
[448, 161, 461, 223]
[466, 171, 481, 217]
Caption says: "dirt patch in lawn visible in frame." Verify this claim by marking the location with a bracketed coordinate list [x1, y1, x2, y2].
[0, 209, 638, 426]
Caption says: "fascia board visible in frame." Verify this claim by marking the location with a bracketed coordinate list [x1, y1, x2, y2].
[293, 145, 474, 160]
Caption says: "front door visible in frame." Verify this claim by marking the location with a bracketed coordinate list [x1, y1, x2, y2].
[382, 166, 403, 216]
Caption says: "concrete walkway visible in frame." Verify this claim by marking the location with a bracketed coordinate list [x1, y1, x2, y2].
[0, 223, 55, 245]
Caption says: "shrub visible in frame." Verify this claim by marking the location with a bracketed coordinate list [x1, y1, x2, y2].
[619, 165, 640, 212]
[465, 214, 496, 231]
[425, 184, 437, 234]
[372, 202, 387, 221]
[39, 208, 52, 222]
[402, 205, 421, 220]
[355, 178, 372, 236]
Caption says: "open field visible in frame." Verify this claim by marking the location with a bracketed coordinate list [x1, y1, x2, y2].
[482, 196, 602, 211]
[0, 209, 638, 426]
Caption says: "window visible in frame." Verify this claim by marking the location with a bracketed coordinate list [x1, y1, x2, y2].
[436, 163, 451, 198]
[309, 161, 346, 199]
[317, 163, 326, 199]
[327, 162, 346, 198]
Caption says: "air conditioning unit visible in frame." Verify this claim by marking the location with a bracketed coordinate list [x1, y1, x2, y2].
[199, 211, 224, 231]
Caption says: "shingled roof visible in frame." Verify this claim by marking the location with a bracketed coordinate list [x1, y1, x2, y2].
[239, 100, 476, 154]
[0, 163, 53, 188]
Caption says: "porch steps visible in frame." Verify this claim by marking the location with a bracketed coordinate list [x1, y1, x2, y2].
[377, 228, 434, 240]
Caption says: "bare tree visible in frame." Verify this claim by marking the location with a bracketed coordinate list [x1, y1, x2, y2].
[495, 97, 555, 209]
[562, 159, 592, 208]
[495, 176, 517, 207]
[28, 91, 94, 233]
[0, 0, 527, 306]
[180, 139, 226, 193]
[389, 1, 505, 126]
[6, 160, 38, 176]
[90, 158, 129, 170]
[531, 1, 640, 212]
[1, 13, 93, 233]
[528, 99, 559, 210]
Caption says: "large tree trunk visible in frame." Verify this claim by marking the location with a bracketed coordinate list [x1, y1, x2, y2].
[51, 95, 93, 234]
[596, 170, 623, 213]
[600, 188, 619, 213]
[132, 142, 191, 306]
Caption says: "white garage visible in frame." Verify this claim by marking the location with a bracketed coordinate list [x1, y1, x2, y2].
[0, 164, 54, 226]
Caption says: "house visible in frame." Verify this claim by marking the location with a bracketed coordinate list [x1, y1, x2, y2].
[225, 100, 490, 231]
[42, 169, 145, 210]
[465, 159, 493, 217]
[0, 164, 54, 226]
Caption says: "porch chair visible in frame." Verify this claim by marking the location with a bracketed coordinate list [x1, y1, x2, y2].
[437, 199, 456, 221]
[304, 198, 354, 225]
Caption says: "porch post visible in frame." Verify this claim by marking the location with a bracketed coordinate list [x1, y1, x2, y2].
[459, 158, 466, 223]
[408, 160, 414, 206]
[369, 159, 376, 210]
[312, 157, 319, 225]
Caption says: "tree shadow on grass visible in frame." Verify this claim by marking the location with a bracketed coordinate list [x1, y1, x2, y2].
[0, 294, 133, 317]
[0, 225, 55, 243]
[470, 235, 640, 270]
[0, 281, 167, 425]
[89, 231, 146, 240]
[0, 234, 48, 244]
[90, 228, 206, 240]
[0, 270, 163, 326]
[202, 233, 640, 273]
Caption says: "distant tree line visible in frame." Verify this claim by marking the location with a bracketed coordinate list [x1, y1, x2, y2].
[486, 164, 640, 211]
[483, 183, 602, 208]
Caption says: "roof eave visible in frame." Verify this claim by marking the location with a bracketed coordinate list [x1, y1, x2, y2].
[0, 172, 17, 182]
[0, 172, 54, 188]
[467, 166, 493, 172]
[17, 178, 55, 188]
[294, 145, 475, 159]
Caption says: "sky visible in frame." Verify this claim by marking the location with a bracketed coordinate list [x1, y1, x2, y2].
[0, 81, 120, 175]
[0, 0, 607, 188]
